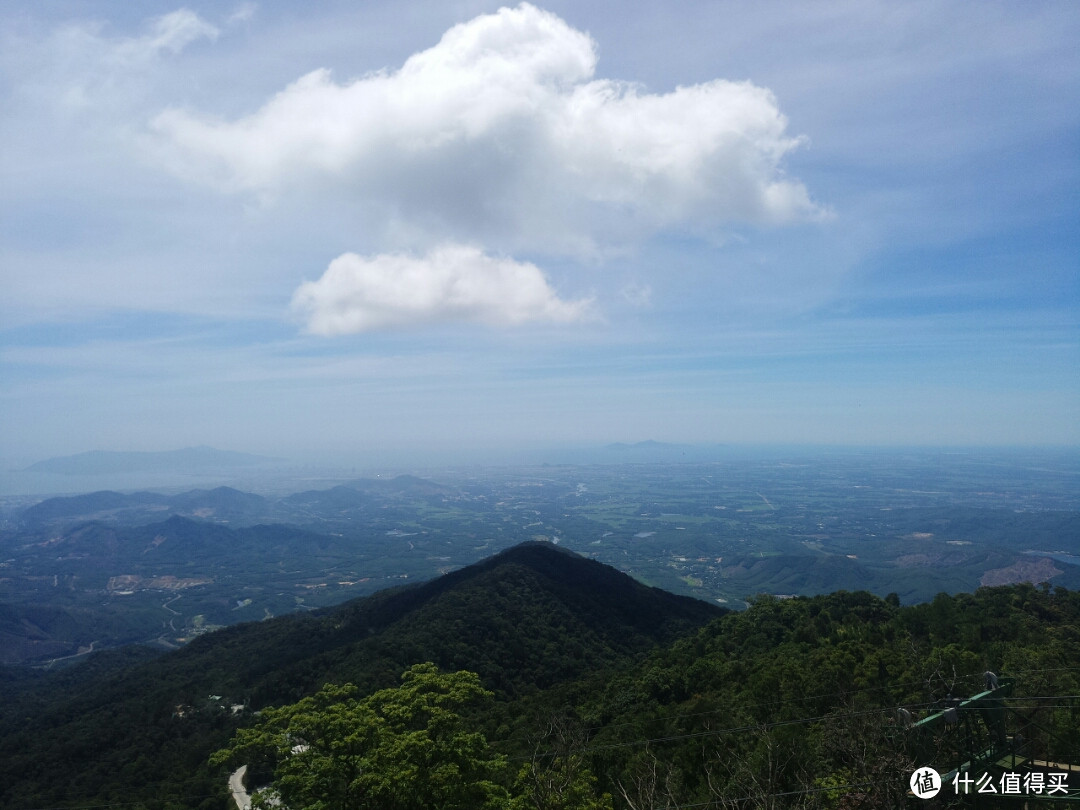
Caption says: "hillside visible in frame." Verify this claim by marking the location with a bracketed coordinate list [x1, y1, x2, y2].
[0, 542, 723, 809]
[577, 584, 1080, 808]
[2, 544, 1079, 808]
[3, 555, 1077, 808]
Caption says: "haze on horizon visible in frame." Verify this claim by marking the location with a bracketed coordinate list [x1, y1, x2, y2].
[2, 1, 1078, 470]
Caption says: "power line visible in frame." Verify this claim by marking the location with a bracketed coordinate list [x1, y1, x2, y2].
[493, 667, 1080, 749]
[496, 688, 1080, 760]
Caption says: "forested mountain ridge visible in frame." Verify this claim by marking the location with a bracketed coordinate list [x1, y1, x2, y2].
[573, 584, 1080, 808]
[0, 542, 723, 809]
[1, 541, 1079, 808]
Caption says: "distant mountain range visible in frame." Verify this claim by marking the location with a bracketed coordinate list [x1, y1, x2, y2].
[20, 485, 269, 525]
[22, 446, 281, 475]
[3, 474, 517, 664]
[19, 475, 451, 527]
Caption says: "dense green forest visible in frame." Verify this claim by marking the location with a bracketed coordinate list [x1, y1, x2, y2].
[1, 543, 1078, 808]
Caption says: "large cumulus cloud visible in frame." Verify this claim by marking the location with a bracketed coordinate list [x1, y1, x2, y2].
[152, 3, 820, 251]
[149, 3, 821, 333]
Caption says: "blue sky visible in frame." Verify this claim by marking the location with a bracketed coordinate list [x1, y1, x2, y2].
[2, 0, 1078, 468]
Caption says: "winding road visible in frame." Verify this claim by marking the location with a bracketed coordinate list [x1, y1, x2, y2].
[229, 765, 251, 810]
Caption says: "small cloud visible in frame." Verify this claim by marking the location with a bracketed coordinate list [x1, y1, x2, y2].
[228, 3, 257, 26]
[18, 8, 220, 115]
[111, 9, 219, 64]
[620, 282, 652, 307]
[290, 244, 593, 334]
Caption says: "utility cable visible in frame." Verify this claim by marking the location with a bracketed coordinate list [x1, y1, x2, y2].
[490, 667, 1080, 748]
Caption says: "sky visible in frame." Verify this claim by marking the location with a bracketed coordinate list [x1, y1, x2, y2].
[2, 0, 1078, 470]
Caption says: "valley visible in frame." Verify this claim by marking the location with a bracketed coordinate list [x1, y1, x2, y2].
[2, 449, 1077, 666]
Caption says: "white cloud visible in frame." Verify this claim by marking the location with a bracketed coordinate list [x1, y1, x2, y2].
[8, 8, 219, 115]
[227, 4, 257, 26]
[111, 9, 218, 64]
[290, 243, 592, 334]
[619, 281, 652, 307]
[150, 3, 822, 254]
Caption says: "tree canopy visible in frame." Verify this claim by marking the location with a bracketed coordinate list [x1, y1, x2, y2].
[212, 663, 509, 810]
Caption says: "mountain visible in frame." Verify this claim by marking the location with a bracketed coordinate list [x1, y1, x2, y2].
[2, 548, 1079, 810]
[20, 489, 170, 525]
[14, 514, 341, 573]
[0, 602, 99, 665]
[316, 541, 726, 693]
[0, 542, 723, 809]
[20, 486, 270, 527]
[0, 514, 382, 663]
[349, 473, 454, 496]
[14, 474, 445, 520]
[156, 540, 723, 700]
[18, 474, 449, 528]
[281, 483, 367, 511]
[23, 446, 280, 475]
[166, 486, 270, 522]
